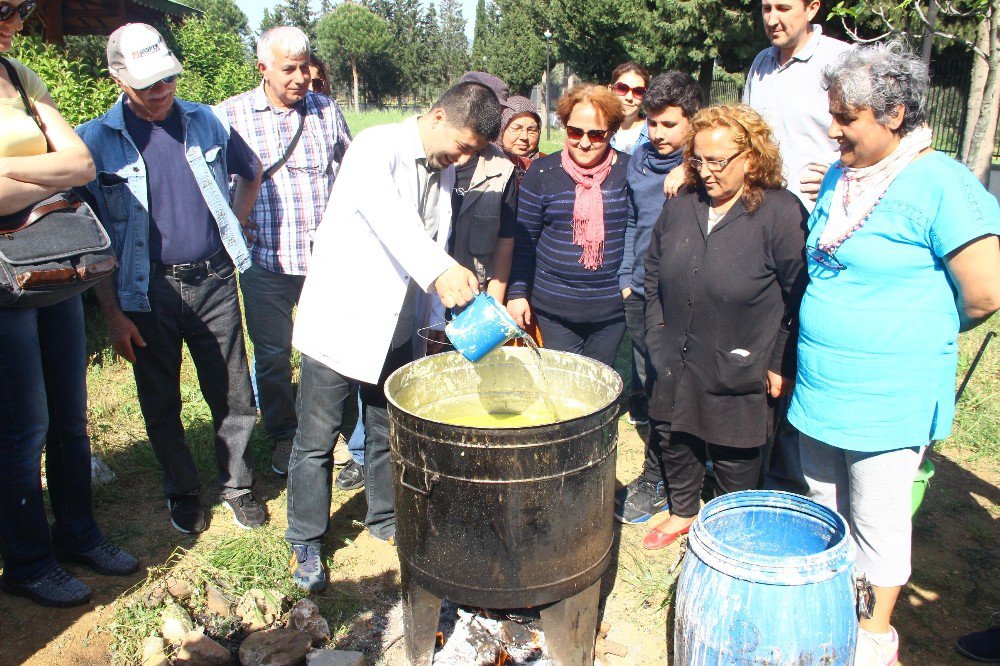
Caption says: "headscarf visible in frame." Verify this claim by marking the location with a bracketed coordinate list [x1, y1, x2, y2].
[494, 95, 542, 177]
[561, 147, 615, 270]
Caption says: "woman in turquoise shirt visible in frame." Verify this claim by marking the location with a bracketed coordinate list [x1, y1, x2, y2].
[788, 42, 1000, 666]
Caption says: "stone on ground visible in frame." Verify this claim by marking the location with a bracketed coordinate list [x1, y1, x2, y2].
[166, 576, 193, 601]
[239, 628, 313, 666]
[288, 598, 331, 646]
[205, 581, 235, 616]
[237, 589, 285, 632]
[305, 648, 366, 666]
[141, 636, 169, 666]
[174, 631, 231, 666]
[161, 602, 196, 644]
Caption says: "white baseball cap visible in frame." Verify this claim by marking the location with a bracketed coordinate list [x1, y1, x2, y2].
[106, 23, 183, 89]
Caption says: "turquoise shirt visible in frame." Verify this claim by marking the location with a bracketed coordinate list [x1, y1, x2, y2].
[788, 152, 1000, 452]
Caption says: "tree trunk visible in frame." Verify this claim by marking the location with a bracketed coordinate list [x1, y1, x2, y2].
[958, 19, 989, 162]
[961, 5, 999, 184]
[351, 56, 360, 115]
[698, 58, 714, 104]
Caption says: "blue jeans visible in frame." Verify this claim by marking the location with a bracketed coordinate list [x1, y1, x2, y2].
[0, 296, 102, 582]
[129, 258, 256, 498]
[240, 263, 305, 442]
[286, 345, 411, 548]
[347, 391, 365, 464]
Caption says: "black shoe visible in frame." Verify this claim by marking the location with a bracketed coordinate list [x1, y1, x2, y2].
[956, 626, 1000, 663]
[54, 538, 140, 576]
[222, 491, 267, 529]
[614, 477, 669, 524]
[1, 566, 91, 608]
[167, 494, 207, 534]
[369, 524, 396, 545]
[335, 460, 365, 491]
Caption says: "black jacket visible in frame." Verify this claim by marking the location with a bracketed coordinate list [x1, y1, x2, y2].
[644, 186, 808, 447]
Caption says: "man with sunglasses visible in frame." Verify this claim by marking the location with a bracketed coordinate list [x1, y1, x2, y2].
[216, 27, 352, 479]
[615, 72, 704, 524]
[78, 23, 267, 535]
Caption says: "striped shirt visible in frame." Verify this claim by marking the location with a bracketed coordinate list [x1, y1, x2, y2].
[509, 151, 634, 323]
[216, 85, 352, 275]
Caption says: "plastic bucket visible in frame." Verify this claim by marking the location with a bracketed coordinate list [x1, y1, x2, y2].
[911, 458, 935, 517]
[444, 292, 522, 362]
[674, 490, 858, 665]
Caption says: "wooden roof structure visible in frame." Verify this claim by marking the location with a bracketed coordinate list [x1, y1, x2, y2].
[34, 0, 200, 43]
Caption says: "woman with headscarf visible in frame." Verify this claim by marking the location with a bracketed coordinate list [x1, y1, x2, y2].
[788, 42, 1000, 665]
[506, 83, 632, 368]
[495, 95, 543, 182]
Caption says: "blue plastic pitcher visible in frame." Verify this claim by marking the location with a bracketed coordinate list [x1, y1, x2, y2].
[445, 293, 524, 362]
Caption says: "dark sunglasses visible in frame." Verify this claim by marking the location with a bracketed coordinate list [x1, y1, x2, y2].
[0, 0, 36, 22]
[311, 78, 325, 92]
[806, 245, 846, 271]
[611, 81, 646, 99]
[565, 125, 609, 143]
[135, 74, 178, 91]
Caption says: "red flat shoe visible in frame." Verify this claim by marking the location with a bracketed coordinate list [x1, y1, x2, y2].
[643, 523, 691, 550]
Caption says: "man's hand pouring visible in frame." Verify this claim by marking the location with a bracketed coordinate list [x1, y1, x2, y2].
[433, 264, 479, 309]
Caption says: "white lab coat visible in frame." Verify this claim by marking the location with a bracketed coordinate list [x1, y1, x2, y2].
[292, 116, 456, 384]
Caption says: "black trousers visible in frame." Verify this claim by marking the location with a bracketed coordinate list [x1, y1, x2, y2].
[534, 309, 627, 370]
[648, 419, 761, 518]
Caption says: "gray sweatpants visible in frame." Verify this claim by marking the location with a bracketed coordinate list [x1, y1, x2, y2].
[799, 433, 923, 587]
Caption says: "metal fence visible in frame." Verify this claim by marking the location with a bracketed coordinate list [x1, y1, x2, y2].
[711, 63, 1000, 159]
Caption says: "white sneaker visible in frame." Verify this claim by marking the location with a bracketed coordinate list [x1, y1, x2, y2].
[333, 434, 351, 467]
[854, 626, 899, 665]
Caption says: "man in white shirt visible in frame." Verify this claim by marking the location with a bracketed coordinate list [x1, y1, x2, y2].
[284, 82, 501, 592]
[743, 0, 848, 209]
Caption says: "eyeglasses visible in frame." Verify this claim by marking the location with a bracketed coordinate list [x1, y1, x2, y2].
[506, 123, 540, 137]
[135, 74, 178, 91]
[311, 78, 325, 92]
[565, 125, 609, 143]
[0, 0, 36, 22]
[610, 82, 646, 99]
[806, 245, 846, 271]
[687, 151, 744, 173]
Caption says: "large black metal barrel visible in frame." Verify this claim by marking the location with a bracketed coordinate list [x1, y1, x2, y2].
[385, 348, 622, 609]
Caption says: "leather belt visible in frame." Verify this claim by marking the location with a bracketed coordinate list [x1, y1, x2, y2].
[155, 249, 229, 282]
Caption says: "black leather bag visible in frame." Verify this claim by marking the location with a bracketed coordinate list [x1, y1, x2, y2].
[0, 56, 118, 308]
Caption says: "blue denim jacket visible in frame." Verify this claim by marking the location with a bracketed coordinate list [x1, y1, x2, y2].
[76, 96, 251, 312]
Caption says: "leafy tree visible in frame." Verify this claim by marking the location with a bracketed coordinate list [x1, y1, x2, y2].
[470, 0, 500, 71]
[9, 36, 119, 127]
[832, 0, 998, 183]
[261, 0, 317, 40]
[317, 3, 392, 113]
[365, 0, 432, 103]
[438, 0, 470, 83]
[184, 0, 252, 42]
[171, 14, 259, 105]
[481, 0, 547, 95]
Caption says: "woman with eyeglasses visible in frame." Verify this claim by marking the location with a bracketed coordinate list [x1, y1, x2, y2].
[308, 52, 330, 96]
[641, 103, 808, 551]
[786, 43, 999, 665]
[506, 83, 632, 368]
[0, 0, 139, 607]
[608, 61, 650, 155]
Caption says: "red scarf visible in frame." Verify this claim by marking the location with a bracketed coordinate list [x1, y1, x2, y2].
[561, 148, 614, 270]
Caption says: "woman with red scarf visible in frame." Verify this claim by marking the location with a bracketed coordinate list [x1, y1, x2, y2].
[506, 84, 633, 368]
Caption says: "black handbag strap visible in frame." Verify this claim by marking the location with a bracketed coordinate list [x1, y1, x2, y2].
[262, 107, 306, 181]
[0, 56, 47, 138]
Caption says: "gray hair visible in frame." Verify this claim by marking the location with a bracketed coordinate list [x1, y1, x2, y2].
[257, 26, 310, 67]
[823, 41, 929, 135]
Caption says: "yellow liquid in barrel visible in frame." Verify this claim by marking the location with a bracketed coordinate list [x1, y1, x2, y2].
[416, 394, 591, 428]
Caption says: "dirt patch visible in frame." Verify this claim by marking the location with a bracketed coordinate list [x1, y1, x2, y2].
[1, 423, 996, 665]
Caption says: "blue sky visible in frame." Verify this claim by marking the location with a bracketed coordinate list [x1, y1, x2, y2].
[234, 0, 478, 41]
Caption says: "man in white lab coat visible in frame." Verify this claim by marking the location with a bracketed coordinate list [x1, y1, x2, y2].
[285, 82, 502, 592]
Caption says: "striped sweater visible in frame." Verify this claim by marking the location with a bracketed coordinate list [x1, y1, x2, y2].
[508, 150, 634, 323]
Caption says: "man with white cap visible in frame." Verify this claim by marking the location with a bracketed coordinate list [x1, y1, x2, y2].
[77, 23, 268, 535]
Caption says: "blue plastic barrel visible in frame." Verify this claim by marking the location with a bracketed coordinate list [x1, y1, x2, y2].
[674, 490, 858, 665]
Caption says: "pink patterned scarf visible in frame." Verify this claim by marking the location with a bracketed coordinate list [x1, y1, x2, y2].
[561, 148, 614, 270]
